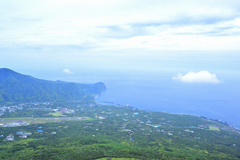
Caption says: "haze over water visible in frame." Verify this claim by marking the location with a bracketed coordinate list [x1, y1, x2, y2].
[95, 70, 240, 129]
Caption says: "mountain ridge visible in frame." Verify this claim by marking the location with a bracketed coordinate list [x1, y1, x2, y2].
[0, 68, 106, 103]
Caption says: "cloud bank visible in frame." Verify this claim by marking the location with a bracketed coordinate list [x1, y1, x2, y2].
[1, 0, 240, 52]
[173, 71, 221, 84]
[63, 69, 73, 74]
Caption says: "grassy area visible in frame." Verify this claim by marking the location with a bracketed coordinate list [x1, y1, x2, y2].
[49, 112, 66, 117]
[209, 126, 220, 131]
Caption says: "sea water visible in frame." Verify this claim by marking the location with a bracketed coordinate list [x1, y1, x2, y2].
[96, 76, 240, 129]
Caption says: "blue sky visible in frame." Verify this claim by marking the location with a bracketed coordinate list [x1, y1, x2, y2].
[0, 0, 240, 83]
[1, 0, 240, 127]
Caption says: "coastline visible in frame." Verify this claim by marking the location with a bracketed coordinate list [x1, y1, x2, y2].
[96, 100, 240, 134]
[94, 90, 106, 99]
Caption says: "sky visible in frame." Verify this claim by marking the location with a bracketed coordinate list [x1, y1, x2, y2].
[1, 0, 240, 127]
[0, 0, 240, 83]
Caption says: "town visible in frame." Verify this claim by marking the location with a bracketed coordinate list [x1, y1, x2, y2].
[0, 101, 240, 159]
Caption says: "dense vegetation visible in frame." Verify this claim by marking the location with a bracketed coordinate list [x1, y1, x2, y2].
[0, 102, 240, 160]
[0, 68, 106, 103]
[0, 68, 239, 159]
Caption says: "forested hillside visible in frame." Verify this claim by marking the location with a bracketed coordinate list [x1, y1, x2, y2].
[0, 68, 106, 103]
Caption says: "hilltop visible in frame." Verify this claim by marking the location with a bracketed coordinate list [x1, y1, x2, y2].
[0, 68, 106, 103]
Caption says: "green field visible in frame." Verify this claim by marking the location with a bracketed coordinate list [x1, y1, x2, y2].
[49, 112, 66, 117]
[209, 126, 220, 131]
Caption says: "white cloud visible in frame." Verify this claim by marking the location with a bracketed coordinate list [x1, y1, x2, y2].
[0, 0, 240, 52]
[173, 71, 221, 84]
[63, 69, 73, 74]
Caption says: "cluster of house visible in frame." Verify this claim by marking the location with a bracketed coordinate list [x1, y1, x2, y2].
[119, 112, 210, 138]
[36, 126, 59, 135]
[2, 125, 62, 142]
[16, 131, 32, 138]
[2, 131, 32, 141]
[0, 102, 55, 117]
[0, 101, 79, 118]
[4, 134, 14, 141]
[2, 121, 30, 127]
[97, 108, 218, 140]
[98, 116, 106, 120]
[58, 108, 75, 114]
[0, 105, 23, 116]
[0, 101, 81, 120]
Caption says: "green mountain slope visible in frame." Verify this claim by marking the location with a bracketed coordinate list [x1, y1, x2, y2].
[0, 68, 106, 103]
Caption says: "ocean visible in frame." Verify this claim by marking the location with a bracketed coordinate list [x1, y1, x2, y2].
[96, 76, 240, 129]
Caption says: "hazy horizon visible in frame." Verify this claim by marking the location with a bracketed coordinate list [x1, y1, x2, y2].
[1, 0, 240, 128]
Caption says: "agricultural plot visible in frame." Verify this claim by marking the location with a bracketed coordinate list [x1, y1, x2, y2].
[209, 126, 220, 131]
[49, 112, 66, 117]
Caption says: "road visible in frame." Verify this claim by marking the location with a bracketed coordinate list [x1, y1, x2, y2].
[0, 117, 86, 121]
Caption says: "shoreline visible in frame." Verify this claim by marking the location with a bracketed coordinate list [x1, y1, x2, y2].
[96, 101, 240, 133]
